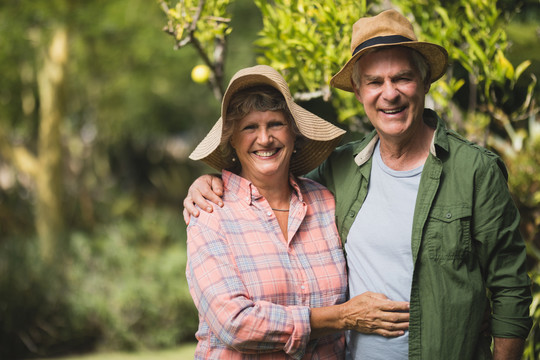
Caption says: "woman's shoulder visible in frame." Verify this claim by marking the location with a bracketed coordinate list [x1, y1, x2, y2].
[295, 177, 335, 202]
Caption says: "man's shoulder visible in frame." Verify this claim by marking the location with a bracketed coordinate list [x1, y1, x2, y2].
[445, 129, 501, 161]
[328, 133, 374, 161]
[295, 177, 333, 198]
[442, 129, 508, 179]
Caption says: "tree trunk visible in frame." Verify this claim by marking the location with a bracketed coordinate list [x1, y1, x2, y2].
[35, 26, 68, 262]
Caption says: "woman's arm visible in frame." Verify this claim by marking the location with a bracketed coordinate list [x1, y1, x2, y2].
[187, 218, 311, 358]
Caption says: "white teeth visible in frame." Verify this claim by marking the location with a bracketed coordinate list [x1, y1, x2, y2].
[255, 150, 277, 157]
[382, 107, 405, 114]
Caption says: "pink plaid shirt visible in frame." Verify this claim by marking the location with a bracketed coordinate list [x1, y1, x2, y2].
[187, 170, 347, 359]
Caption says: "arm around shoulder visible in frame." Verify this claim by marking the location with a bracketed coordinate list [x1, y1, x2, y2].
[183, 173, 224, 224]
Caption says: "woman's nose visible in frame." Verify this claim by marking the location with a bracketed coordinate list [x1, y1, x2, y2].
[257, 128, 272, 144]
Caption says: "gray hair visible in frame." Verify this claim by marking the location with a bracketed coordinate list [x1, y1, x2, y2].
[351, 46, 431, 90]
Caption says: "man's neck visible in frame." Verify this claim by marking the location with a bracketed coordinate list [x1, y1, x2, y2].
[378, 121, 435, 171]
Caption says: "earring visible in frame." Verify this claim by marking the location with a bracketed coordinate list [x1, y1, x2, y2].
[293, 149, 297, 154]
[232, 157, 236, 162]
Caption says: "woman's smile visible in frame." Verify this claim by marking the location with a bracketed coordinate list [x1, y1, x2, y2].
[230, 110, 295, 183]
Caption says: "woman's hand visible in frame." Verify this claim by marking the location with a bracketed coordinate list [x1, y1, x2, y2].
[183, 174, 225, 224]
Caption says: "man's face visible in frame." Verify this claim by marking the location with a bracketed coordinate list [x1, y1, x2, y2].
[353, 47, 430, 142]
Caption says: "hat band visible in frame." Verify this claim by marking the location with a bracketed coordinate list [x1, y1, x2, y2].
[352, 35, 413, 56]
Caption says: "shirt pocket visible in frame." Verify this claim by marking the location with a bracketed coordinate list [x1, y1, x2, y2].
[425, 204, 472, 261]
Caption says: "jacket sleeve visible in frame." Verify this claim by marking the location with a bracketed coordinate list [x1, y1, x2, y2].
[186, 215, 311, 359]
[473, 157, 532, 339]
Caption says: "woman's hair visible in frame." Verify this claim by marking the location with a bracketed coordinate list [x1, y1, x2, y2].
[351, 46, 431, 90]
[220, 85, 303, 171]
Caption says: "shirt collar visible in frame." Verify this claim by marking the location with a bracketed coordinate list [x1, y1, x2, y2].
[353, 109, 449, 166]
[222, 170, 303, 206]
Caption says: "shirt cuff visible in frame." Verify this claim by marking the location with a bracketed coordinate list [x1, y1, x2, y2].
[491, 314, 532, 339]
[283, 306, 311, 359]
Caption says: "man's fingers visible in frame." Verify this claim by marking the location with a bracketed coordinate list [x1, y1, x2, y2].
[210, 176, 224, 200]
[376, 327, 408, 338]
[183, 195, 202, 216]
[380, 311, 409, 324]
[195, 190, 222, 209]
[380, 300, 410, 313]
[191, 190, 215, 212]
[183, 208, 191, 226]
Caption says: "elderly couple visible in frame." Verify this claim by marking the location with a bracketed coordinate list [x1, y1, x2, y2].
[183, 9, 532, 360]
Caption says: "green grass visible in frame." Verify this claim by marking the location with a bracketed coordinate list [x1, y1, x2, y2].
[36, 343, 196, 360]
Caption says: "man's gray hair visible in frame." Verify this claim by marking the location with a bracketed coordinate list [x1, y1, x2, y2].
[351, 46, 431, 90]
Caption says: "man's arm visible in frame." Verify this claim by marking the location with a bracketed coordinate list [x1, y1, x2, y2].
[474, 158, 532, 353]
[183, 174, 224, 224]
[310, 291, 409, 339]
[493, 337, 525, 360]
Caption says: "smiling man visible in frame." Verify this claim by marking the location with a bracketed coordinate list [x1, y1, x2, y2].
[183, 9, 532, 360]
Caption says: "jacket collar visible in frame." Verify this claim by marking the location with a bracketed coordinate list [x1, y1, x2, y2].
[353, 108, 449, 166]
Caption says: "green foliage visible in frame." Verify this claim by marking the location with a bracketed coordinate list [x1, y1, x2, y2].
[160, 0, 235, 98]
[524, 271, 540, 359]
[66, 207, 197, 351]
[0, 207, 198, 358]
[0, 236, 92, 359]
[164, 0, 232, 45]
[254, 0, 371, 124]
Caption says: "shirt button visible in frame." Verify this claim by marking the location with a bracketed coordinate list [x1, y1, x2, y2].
[267, 211, 272, 217]
[300, 285, 305, 290]
[446, 212, 452, 219]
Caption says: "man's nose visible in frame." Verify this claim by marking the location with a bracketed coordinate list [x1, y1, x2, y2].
[382, 81, 399, 100]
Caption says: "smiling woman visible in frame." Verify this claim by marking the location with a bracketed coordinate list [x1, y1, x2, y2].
[184, 65, 363, 359]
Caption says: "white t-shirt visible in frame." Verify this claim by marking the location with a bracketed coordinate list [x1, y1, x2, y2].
[345, 141, 422, 359]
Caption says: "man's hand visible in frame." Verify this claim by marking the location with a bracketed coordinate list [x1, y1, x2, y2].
[341, 292, 410, 337]
[183, 174, 224, 225]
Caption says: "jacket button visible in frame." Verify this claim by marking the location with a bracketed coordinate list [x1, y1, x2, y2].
[446, 212, 452, 219]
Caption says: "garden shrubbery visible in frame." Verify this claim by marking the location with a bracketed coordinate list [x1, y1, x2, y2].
[0, 206, 198, 359]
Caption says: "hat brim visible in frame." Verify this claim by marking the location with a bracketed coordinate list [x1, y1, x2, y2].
[189, 65, 346, 176]
[330, 42, 448, 92]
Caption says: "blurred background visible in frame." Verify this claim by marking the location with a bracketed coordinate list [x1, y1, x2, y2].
[0, 0, 539, 359]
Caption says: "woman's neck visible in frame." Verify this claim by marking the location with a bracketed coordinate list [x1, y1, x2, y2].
[245, 173, 291, 210]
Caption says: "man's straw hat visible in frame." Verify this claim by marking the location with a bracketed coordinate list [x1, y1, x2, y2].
[331, 9, 449, 92]
[189, 65, 345, 176]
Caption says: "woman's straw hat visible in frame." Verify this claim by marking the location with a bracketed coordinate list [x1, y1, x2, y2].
[330, 9, 449, 92]
[189, 65, 345, 176]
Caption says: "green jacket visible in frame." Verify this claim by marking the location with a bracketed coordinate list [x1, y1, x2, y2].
[307, 109, 532, 359]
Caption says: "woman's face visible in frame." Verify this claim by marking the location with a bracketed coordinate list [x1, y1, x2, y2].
[230, 110, 295, 184]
